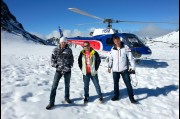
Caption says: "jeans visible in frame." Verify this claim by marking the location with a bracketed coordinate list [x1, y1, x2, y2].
[83, 74, 102, 98]
[113, 69, 134, 100]
[49, 71, 71, 105]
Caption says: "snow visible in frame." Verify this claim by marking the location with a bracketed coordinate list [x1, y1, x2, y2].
[1, 30, 179, 119]
[153, 30, 179, 43]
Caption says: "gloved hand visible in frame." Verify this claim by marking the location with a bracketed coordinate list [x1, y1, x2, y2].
[108, 68, 111, 73]
[128, 68, 135, 74]
[51, 64, 56, 68]
[69, 64, 73, 68]
[52, 64, 58, 68]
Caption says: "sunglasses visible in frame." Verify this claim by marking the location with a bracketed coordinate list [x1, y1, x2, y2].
[83, 45, 90, 48]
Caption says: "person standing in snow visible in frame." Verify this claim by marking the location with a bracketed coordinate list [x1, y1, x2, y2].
[108, 36, 137, 104]
[78, 41, 103, 104]
[46, 37, 74, 110]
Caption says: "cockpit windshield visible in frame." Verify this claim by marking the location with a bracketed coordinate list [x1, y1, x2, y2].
[125, 36, 145, 48]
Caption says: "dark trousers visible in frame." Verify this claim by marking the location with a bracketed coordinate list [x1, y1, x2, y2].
[113, 70, 134, 100]
[83, 74, 102, 98]
[49, 71, 71, 105]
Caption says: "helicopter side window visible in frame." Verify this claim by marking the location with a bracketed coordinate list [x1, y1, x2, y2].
[126, 36, 144, 48]
[106, 37, 114, 46]
[128, 38, 138, 43]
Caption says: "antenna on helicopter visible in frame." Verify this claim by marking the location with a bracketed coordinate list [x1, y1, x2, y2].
[68, 8, 179, 29]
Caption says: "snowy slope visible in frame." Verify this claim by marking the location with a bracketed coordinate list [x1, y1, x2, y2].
[147, 30, 179, 48]
[153, 30, 179, 43]
[1, 30, 179, 119]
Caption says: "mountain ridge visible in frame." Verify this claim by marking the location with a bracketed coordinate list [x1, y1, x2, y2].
[1, 0, 52, 45]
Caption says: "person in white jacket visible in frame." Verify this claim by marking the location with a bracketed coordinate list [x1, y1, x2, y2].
[108, 36, 137, 104]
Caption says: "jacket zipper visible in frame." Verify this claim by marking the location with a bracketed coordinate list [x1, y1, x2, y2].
[118, 49, 120, 71]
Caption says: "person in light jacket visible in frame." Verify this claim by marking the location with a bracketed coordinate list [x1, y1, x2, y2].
[108, 36, 137, 104]
[46, 37, 74, 110]
[78, 41, 103, 104]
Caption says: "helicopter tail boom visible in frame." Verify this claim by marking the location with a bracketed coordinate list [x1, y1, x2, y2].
[67, 38, 103, 51]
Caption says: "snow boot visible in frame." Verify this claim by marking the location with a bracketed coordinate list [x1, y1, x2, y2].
[99, 97, 104, 103]
[111, 96, 119, 101]
[130, 98, 138, 104]
[46, 104, 54, 110]
[84, 97, 88, 104]
[65, 99, 72, 104]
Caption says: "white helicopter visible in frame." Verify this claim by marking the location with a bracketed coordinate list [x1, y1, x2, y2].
[61, 8, 178, 63]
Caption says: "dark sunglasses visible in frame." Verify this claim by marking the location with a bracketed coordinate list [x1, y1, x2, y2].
[83, 45, 89, 48]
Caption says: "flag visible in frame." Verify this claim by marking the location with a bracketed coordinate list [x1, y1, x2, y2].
[58, 26, 63, 38]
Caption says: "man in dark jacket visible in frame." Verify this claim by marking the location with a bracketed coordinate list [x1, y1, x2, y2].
[78, 41, 103, 104]
[46, 37, 74, 110]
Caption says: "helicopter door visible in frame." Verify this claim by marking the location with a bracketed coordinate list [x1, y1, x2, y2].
[125, 35, 146, 59]
[104, 35, 114, 51]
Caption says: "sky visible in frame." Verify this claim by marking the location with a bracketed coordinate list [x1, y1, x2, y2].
[1, 29, 179, 119]
[4, 0, 179, 39]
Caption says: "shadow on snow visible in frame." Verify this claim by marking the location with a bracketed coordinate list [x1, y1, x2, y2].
[102, 84, 178, 102]
[137, 59, 169, 68]
[51, 84, 178, 108]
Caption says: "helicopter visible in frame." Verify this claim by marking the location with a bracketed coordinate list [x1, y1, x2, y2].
[61, 8, 178, 63]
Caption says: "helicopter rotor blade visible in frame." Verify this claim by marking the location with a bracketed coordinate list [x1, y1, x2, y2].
[68, 8, 104, 21]
[115, 20, 179, 24]
[68, 7, 178, 28]
[77, 22, 102, 26]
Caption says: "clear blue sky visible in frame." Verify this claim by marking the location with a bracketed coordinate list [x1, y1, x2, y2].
[4, 0, 179, 37]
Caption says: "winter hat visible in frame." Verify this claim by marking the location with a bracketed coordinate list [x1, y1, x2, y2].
[59, 37, 67, 43]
